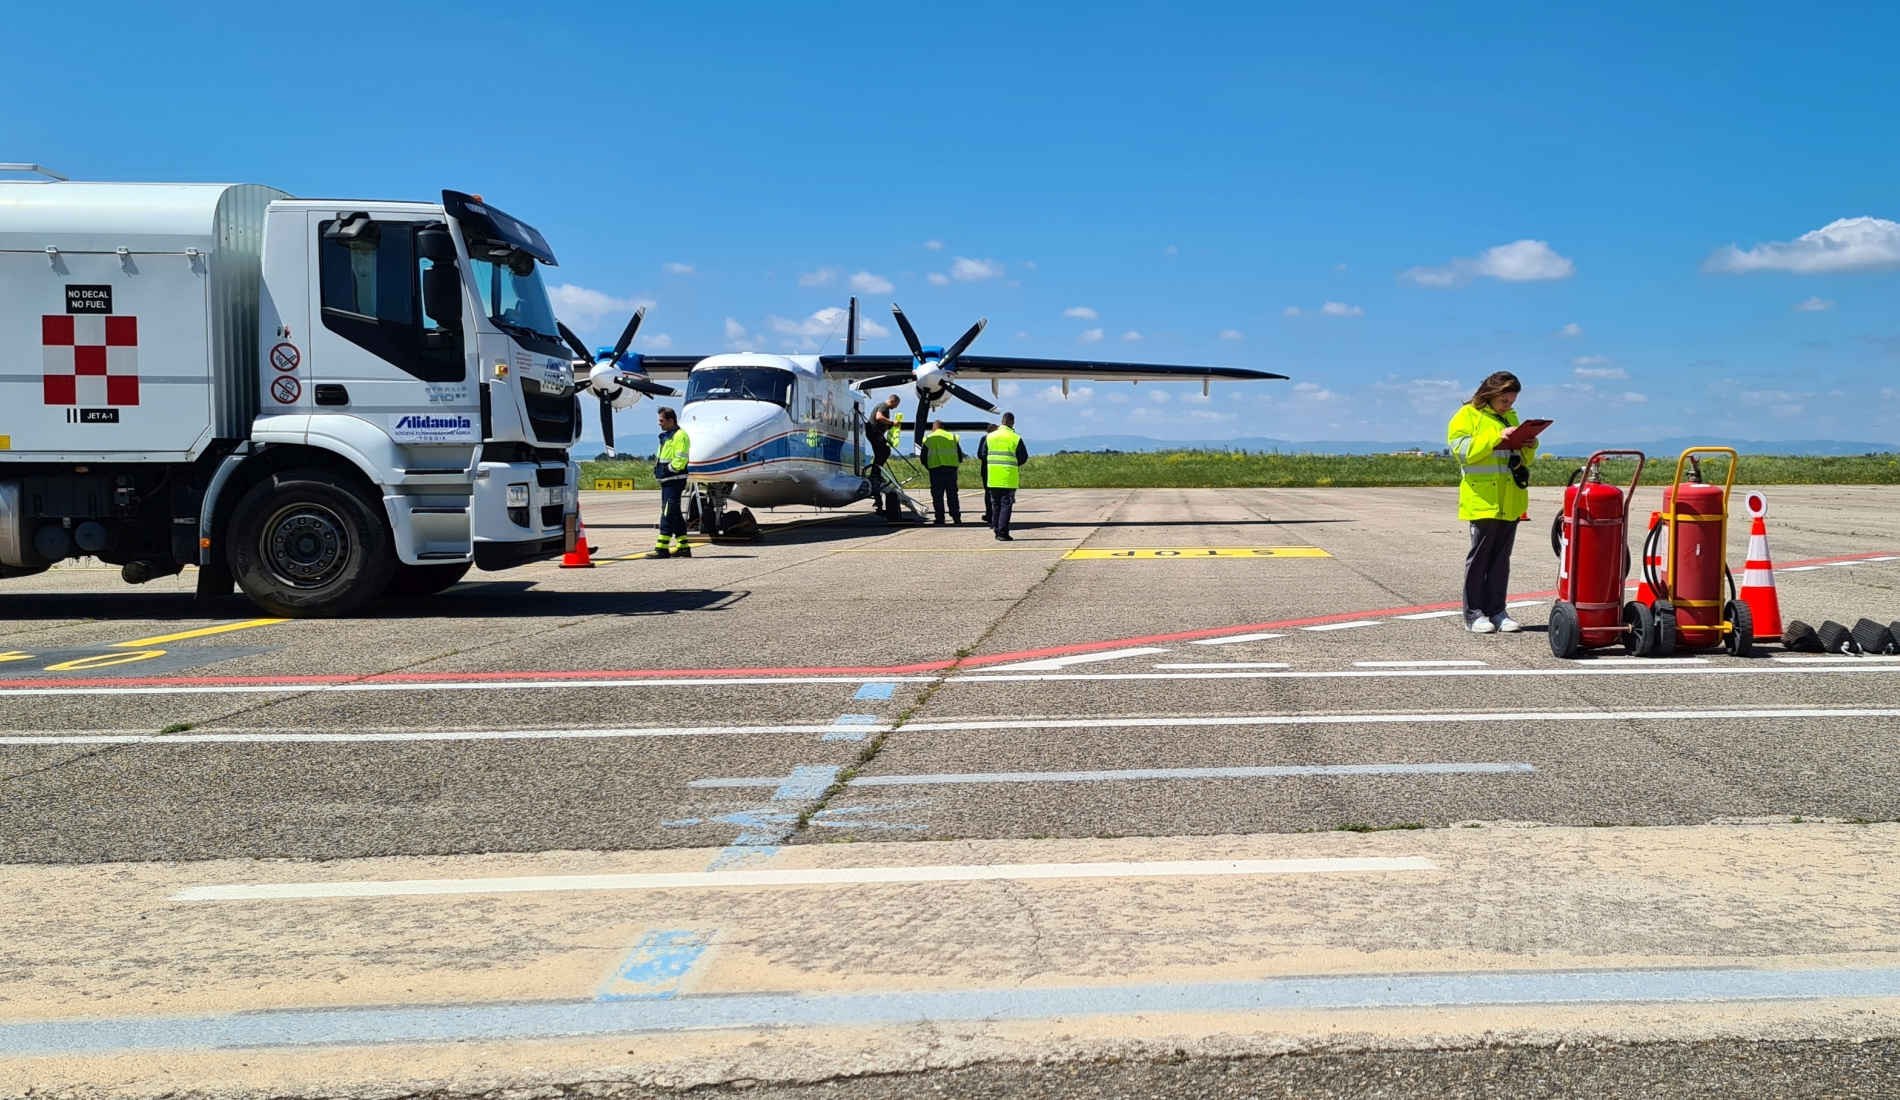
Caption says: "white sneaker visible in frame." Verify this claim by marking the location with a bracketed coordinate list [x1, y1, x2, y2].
[1468, 617, 1497, 634]
[1493, 615, 1522, 634]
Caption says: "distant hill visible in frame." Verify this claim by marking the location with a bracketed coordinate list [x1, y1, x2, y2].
[1038, 434, 1900, 457]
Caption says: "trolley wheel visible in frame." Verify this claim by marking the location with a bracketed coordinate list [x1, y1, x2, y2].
[1724, 599, 1755, 658]
[1548, 600, 1581, 659]
[1622, 600, 1655, 657]
[1652, 600, 1678, 658]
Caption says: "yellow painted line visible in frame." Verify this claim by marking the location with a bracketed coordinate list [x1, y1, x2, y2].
[1065, 547, 1332, 560]
[0, 651, 34, 664]
[111, 619, 287, 649]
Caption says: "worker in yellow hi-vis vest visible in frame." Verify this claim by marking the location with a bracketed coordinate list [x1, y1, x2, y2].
[977, 412, 1028, 541]
[920, 420, 966, 525]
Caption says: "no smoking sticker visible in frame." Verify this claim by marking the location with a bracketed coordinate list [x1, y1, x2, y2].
[269, 342, 301, 372]
[270, 376, 301, 404]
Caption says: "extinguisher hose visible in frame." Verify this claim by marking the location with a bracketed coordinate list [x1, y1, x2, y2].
[1643, 520, 1666, 599]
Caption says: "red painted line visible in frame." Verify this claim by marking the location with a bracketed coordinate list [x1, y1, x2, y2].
[0, 549, 1889, 691]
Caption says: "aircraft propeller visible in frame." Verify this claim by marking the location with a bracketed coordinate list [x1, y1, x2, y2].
[558, 308, 678, 455]
[856, 304, 1000, 447]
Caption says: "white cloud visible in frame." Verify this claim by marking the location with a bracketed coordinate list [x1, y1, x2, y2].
[1149, 390, 1172, 404]
[1402, 239, 1576, 287]
[1794, 296, 1835, 312]
[645, 333, 673, 350]
[1164, 244, 1179, 256]
[1292, 381, 1339, 402]
[923, 239, 944, 252]
[766, 306, 888, 350]
[1321, 301, 1364, 317]
[663, 262, 695, 275]
[1283, 306, 1302, 317]
[849, 270, 894, 294]
[1219, 329, 1245, 341]
[1078, 328, 1104, 344]
[1188, 409, 1236, 422]
[1704, 217, 1900, 275]
[547, 284, 654, 331]
[1121, 330, 1143, 342]
[1621, 391, 1648, 404]
[927, 273, 950, 286]
[1375, 376, 1464, 416]
[1063, 306, 1099, 320]
[948, 257, 1004, 282]
[723, 317, 760, 352]
[998, 381, 1021, 398]
[1039, 384, 1094, 402]
[1022, 260, 1038, 271]
[1558, 322, 1583, 338]
[797, 267, 839, 287]
[1573, 359, 1628, 380]
[1105, 390, 1130, 404]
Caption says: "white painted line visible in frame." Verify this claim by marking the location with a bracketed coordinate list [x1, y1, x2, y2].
[0, 724, 881, 747]
[1771, 654, 1900, 663]
[1506, 599, 1545, 608]
[952, 663, 1900, 685]
[1189, 632, 1286, 646]
[979, 646, 1171, 672]
[1589, 656, 1708, 665]
[1780, 566, 1822, 572]
[174, 856, 1439, 902]
[1394, 610, 1463, 620]
[1865, 555, 1900, 563]
[896, 706, 1900, 735]
[848, 762, 1533, 786]
[1353, 659, 1487, 669]
[1153, 662, 1293, 670]
[1303, 620, 1381, 632]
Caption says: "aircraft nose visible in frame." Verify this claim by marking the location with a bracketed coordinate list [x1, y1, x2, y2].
[681, 403, 785, 476]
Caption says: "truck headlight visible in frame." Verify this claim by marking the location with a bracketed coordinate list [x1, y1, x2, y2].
[506, 483, 530, 508]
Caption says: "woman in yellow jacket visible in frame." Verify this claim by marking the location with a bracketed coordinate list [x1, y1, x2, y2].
[1446, 371, 1538, 634]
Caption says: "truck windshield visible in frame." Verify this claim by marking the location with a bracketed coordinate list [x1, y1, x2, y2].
[684, 367, 795, 408]
[472, 255, 560, 343]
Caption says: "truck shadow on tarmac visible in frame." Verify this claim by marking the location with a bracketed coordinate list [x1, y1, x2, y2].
[0, 586, 748, 622]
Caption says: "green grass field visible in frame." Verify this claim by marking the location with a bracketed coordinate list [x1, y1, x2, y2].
[580, 450, 1900, 491]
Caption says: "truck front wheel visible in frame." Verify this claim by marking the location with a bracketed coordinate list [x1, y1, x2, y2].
[227, 471, 396, 617]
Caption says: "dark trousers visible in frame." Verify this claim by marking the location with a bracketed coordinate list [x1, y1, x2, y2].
[658, 482, 686, 540]
[988, 488, 1017, 535]
[867, 432, 892, 482]
[928, 467, 960, 522]
[1464, 519, 1519, 622]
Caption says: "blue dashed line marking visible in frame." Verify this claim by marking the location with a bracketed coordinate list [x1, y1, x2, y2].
[854, 681, 896, 700]
[596, 929, 713, 1001]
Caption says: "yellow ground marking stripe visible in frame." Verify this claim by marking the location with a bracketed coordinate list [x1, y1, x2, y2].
[1065, 547, 1332, 560]
[111, 619, 287, 648]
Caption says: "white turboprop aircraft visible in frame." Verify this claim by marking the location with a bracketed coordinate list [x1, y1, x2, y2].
[559, 300, 1287, 535]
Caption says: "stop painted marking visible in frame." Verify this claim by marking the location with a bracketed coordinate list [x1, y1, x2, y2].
[1065, 547, 1331, 560]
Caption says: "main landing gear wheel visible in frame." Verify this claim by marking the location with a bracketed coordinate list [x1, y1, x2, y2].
[1723, 599, 1755, 658]
[226, 469, 395, 617]
[1622, 600, 1656, 657]
[1652, 600, 1679, 658]
[1547, 600, 1581, 659]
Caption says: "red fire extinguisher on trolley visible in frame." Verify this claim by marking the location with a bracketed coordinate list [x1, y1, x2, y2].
[1633, 446, 1753, 658]
[1549, 450, 1646, 658]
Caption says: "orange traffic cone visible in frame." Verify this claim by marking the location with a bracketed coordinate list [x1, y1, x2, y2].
[1737, 491, 1781, 640]
[1635, 510, 1664, 603]
[560, 518, 595, 568]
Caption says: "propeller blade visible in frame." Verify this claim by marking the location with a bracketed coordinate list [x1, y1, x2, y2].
[624, 377, 679, 398]
[556, 321, 595, 364]
[610, 306, 648, 360]
[890, 303, 926, 361]
[599, 393, 616, 452]
[936, 317, 987, 372]
[854, 373, 916, 391]
[946, 381, 999, 414]
[913, 394, 930, 449]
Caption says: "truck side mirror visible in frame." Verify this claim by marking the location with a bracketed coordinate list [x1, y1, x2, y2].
[416, 225, 458, 263]
[422, 262, 462, 331]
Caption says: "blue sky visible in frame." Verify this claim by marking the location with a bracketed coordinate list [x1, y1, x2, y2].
[7, 1, 1899, 450]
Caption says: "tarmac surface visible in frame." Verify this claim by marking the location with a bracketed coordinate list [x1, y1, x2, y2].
[2, 484, 1898, 1097]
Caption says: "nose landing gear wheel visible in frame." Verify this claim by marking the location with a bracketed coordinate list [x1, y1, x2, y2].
[1622, 600, 1656, 657]
[1548, 600, 1581, 659]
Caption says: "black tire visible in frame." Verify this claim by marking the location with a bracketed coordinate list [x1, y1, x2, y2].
[1548, 600, 1581, 659]
[1653, 601, 1678, 658]
[1851, 617, 1894, 657]
[1622, 601, 1655, 657]
[1724, 600, 1755, 658]
[226, 470, 396, 618]
[1817, 620, 1857, 654]
[387, 561, 471, 598]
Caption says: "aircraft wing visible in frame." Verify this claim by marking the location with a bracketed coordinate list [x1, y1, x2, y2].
[818, 355, 1287, 383]
[615, 354, 704, 379]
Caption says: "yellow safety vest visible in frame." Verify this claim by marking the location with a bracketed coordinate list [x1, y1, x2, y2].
[1445, 404, 1534, 521]
[888, 411, 905, 449]
[656, 428, 691, 483]
[983, 427, 1022, 489]
[922, 428, 961, 469]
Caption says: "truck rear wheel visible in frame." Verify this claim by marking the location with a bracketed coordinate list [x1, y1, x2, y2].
[387, 561, 472, 598]
[227, 471, 395, 617]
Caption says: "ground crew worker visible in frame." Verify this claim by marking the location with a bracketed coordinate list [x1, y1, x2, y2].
[1446, 371, 1537, 633]
[920, 420, 965, 525]
[978, 412, 1028, 541]
[651, 406, 692, 559]
[866, 395, 901, 486]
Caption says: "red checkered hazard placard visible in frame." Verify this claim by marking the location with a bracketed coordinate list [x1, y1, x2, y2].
[42, 314, 139, 407]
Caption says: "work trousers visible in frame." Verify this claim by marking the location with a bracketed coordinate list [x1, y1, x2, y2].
[988, 488, 1017, 536]
[1464, 518, 1519, 623]
[658, 482, 686, 546]
[866, 431, 892, 483]
[928, 467, 960, 522]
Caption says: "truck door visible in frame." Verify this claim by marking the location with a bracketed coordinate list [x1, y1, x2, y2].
[299, 211, 476, 448]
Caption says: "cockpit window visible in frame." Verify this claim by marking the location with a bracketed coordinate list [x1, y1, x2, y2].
[683, 367, 794, 408]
